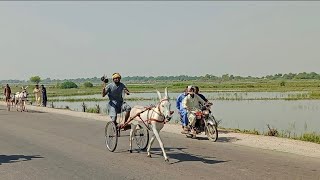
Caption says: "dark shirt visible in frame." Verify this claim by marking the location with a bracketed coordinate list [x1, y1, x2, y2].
[105, 82, 127, 103]
[197, 93, 208, 102]
[42, 87, 47, 101]
[4, 86, 11, 97]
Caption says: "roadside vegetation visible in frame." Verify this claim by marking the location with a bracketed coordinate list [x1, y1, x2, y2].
[219, 126, 320, 144]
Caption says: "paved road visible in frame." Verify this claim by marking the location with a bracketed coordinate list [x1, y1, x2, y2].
[0, 105, 319, 180]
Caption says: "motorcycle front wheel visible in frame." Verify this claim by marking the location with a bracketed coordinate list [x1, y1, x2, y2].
[205, 124, 218, 142]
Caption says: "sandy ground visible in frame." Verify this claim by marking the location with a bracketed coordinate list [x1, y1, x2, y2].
[2, 102, 320, 159]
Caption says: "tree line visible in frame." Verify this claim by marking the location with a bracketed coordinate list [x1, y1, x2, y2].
[1, 72, 320, 85]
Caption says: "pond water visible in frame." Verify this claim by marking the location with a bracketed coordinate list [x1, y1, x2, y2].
[3, 91, 317, 134]
[51, 91, 308, 100]
[49, 98, 320, 135]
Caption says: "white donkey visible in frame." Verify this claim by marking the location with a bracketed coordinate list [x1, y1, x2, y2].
[129, 88, 173, 162]
[15, 86, 29, 112]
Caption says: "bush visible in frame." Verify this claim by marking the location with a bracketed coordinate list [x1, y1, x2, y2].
[87, 108, 99, 113]
[83, 82, 93, 88]
[60, 81, 78, 89]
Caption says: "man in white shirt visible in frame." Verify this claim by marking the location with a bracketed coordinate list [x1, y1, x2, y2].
[33, 85, 41, 106]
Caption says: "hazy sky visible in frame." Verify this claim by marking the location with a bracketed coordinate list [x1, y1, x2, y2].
[1, 2, 320, 80]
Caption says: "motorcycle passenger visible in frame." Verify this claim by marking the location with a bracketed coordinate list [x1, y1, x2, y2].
[194, 86, 213, 113]
[194, 86, 208, 102]
[176, 86, 192, 134]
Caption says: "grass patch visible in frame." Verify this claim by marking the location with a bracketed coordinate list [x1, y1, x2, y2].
[219, 127, 261, 135]
[294, 133, 320, 144]
[219, 127, 320, 144]
[86, 104, 101, 114]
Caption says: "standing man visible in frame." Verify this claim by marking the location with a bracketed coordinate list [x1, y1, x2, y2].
[41, 85, 47, 107]
[102, 73, 131, 129]
[4, 84, 12, 111]
[33, 85, 41, 106]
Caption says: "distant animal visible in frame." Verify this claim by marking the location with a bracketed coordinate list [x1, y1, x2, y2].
[15, 86, 29, 112]
[10, 94, 16, 107]
[267, 124, 278, 136]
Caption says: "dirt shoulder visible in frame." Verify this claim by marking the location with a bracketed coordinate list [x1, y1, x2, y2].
[3, 102, 320, 159]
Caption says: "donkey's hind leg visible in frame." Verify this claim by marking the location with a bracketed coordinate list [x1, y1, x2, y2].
[129, 124, 137, 153]
[24, 101, 28, 112]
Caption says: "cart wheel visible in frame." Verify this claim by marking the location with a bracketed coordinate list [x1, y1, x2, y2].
[105, 121, 118, 152]
[134, 125, 149, 151]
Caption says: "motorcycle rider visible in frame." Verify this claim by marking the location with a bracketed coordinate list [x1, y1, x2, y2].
[182, 86, 207, 136]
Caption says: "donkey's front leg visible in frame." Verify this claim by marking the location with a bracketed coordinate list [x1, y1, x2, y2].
[23, 101, 28, 112]
[152, 127, 169, 162]
[24, 101, 28, 112]
[147, 134, 156, 158]
[23, 101, 26, 112]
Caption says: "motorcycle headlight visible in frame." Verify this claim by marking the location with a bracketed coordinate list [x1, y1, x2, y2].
[203, 110, 210, 115]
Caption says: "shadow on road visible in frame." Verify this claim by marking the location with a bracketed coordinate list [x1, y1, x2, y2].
[194, 136, 239, 143]
[0, 106, 46, 114]
[0, 155, 43, 165]
[151, 147, 229, 165]
[27, 110, 47, 114]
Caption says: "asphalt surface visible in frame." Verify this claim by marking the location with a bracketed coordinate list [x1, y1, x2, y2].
[0, 105, 319, 180]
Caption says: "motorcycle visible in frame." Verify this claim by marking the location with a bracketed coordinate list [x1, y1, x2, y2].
[186, 103, 218, 142]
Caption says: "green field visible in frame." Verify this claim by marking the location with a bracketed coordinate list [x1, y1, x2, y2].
[3, 79, 320, 99]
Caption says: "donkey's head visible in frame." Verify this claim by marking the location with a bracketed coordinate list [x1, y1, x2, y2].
[156, 87, 174, 121]
[21, 86, 29, 99]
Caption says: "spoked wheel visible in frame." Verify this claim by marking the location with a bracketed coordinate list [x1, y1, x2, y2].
[134, 125, 149, 151]
[205, 124, 218, 142]
[105, 121, 118, 152]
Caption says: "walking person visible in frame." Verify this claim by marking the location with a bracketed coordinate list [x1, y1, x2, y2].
[4, 84, 12, 111]
[41, 85, 47, 107]
[33, 85, 41, 106]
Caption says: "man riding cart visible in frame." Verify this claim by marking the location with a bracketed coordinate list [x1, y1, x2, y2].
[102, 73, 131, 130]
